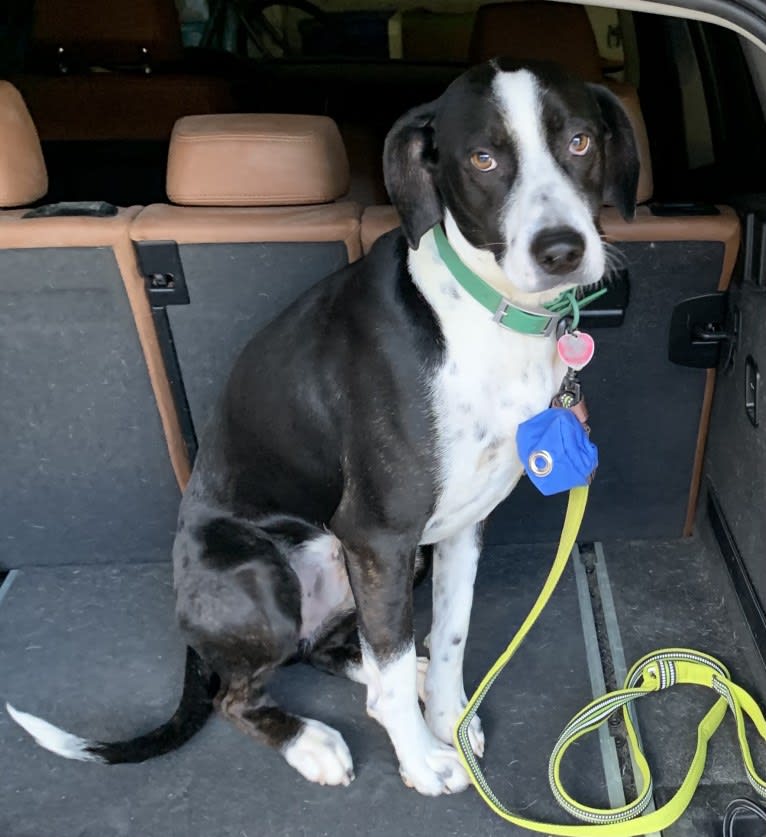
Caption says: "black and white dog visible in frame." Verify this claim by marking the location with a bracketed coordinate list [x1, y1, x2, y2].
[8, 59, 638, 796]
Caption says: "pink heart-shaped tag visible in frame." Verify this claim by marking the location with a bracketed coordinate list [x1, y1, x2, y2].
[557, 330, 595, 371]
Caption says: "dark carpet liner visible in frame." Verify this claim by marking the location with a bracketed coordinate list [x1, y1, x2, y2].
[0, 546, 603, 837]
[2, 538, 763, 837]
[603, 537, 766, 837]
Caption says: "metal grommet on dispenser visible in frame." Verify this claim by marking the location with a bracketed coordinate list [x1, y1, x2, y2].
[528, 450, 553, 477]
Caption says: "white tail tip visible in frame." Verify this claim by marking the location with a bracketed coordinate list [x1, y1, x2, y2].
[6, 702, 102, 762]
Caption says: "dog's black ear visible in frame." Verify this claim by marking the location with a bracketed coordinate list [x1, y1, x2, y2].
[383, 102, 442, 249]
[588, 85, 640, 221]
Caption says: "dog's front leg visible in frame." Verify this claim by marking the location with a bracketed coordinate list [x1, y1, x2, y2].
[337, 524, 469, 796]
[423, 524, 485, 756]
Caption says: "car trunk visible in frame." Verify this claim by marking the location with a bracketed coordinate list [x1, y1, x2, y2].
[2, 1, 766, 835]
[1, 228, 765, 837]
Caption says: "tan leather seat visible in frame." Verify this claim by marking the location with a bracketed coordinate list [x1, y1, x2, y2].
[30, 0, 184, 68]
[15, 0, 234, 142]
[130, 114, 363, 473]
[15, 75, 235, 143]
[0, 82, 185, 564]
[135, 113, 362, 259]
[470, 1, 603, 80]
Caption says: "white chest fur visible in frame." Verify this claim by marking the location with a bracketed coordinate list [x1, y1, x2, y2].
[411, 230, 566, 545]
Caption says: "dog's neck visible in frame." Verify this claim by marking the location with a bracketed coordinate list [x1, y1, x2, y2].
[441, 212, 564, 309]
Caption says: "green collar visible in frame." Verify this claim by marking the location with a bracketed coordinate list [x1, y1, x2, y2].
[431, 224, 607, 336]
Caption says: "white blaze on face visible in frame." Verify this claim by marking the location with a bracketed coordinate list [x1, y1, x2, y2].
[491, 69, 605, 293]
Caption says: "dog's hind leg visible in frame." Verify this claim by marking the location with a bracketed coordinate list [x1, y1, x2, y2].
[307, 611, 365, 683]
[217, 669, 354, 786]
[174, 515, 354, 786]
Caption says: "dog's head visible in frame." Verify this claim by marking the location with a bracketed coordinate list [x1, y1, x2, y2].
[383, 59, 639, 295]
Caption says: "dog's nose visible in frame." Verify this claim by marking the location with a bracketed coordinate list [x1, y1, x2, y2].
[530, 227, 585, 275]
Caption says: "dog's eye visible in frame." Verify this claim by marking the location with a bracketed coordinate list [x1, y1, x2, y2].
[470, 151, 497, 172]
[569, 133, 591, 156]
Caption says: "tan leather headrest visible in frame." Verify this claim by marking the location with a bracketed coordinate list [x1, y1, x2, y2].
[470, 1, 603, 81]
[166, 114, 350, 207]
[32, 0, 183, 66]
[608, 83, 653, 205]
[0, 82, 47, 208]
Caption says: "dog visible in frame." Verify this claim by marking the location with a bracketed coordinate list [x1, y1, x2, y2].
[7, 58, 638, 796]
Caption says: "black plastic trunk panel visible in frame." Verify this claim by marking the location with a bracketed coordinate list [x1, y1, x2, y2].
[705, 278, 766, 613]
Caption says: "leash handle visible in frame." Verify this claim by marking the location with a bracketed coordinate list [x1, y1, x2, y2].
[454, 486, 766, 835]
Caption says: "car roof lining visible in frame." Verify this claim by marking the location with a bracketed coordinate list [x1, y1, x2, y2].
[548, 0, 766, 51]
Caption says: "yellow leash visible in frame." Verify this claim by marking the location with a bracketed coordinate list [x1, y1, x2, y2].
[454, 486, 766, 835]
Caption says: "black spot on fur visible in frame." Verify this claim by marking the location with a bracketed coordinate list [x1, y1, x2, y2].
[199, 518, 259, 568]
[451, 635, 462, 645]
[474, 424, 488, 442]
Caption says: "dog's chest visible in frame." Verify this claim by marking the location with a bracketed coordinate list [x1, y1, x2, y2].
[411, 245, 564, 545]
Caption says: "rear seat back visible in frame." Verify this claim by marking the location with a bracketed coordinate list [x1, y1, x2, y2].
[30, 0, 183, 69]
[130, 114, 362, 470]
[15, 0, 234, 143]
[0, 84, 181, 570]
[470, 1, 604, 80]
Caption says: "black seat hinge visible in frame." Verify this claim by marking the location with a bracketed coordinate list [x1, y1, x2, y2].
[135, 241, 190, 306]
[132, 239, 198, 463]
[668, 292, 739, 371]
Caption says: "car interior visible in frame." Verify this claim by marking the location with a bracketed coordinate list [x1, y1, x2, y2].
[1, 1, 766, 835]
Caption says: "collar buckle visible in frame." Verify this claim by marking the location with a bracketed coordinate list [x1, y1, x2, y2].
[493, 295, 558, 336]
[492, 297, 512, 324]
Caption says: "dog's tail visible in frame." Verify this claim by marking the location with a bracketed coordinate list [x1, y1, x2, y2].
[6, 647, 218, 764]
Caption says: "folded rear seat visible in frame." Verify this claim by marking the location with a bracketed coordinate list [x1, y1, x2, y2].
[359, 84, 740, 543]
[0, 82, 181, 570]
[130, 114, 362, 472]
[0, 81, 199, 831]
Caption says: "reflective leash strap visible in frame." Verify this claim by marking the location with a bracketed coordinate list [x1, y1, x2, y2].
[454, 485, 766, 836]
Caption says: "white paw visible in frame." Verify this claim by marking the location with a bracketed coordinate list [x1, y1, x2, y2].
[427, 703, 485, 758]
[398, 734, 471, 795]
[344, 661, 368, 686]
[283, 719, 354, 787]
[416, 656, 429, 704]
